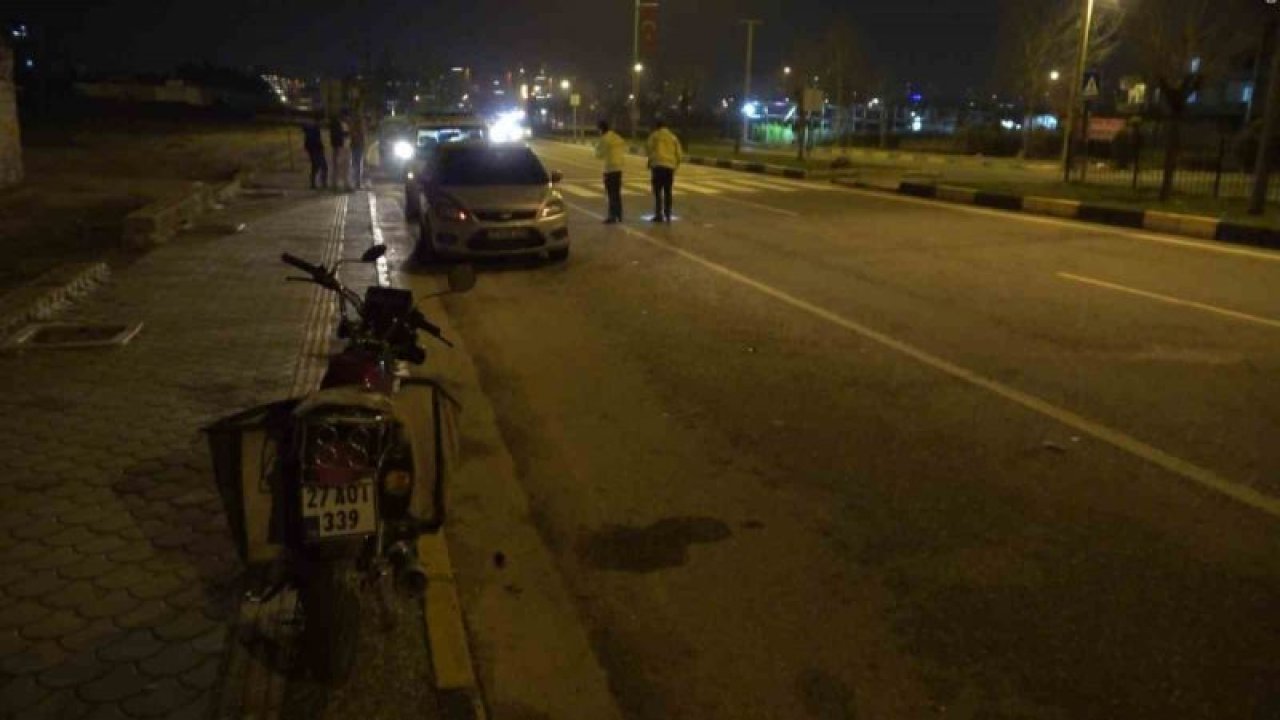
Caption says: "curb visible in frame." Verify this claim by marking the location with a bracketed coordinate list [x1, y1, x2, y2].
[0, 261, 111, 339]
[833, 177, 1280, 252]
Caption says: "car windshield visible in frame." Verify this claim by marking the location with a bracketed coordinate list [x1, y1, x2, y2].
[434, 146, 548, 186]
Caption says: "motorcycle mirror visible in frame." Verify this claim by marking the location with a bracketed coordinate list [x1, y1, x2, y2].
[360, 245, 388, 263]
[446, 264, 476, 293]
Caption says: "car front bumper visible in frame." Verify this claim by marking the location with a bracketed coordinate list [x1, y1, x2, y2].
[423, 214, 570, 259]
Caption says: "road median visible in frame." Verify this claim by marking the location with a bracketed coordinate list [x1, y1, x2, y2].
[834, 176, 1280, 251]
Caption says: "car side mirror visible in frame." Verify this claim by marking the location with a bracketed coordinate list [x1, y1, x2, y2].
[360, 245, 388, 262]
[550, 170, 563, 184]
[447, 264, 476, 293]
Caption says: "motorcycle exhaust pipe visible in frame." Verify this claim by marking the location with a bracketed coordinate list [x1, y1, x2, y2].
[387, 540, 429, 597]
[397, 561, 429, 597]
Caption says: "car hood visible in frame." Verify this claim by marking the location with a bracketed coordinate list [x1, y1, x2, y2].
[437, 185, 550, 210]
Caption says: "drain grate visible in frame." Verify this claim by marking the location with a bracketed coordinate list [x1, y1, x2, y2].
[4, 322, 144, 350]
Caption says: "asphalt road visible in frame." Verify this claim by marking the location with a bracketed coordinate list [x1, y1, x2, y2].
[399, 140, 1280, 719]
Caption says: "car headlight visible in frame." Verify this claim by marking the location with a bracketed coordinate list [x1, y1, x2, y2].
[393, 140, 415, 160]
[539, 198, 566, 219]
[433, 196, 470, 222]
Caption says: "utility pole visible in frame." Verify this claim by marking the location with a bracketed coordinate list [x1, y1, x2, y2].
[631, 0, 641, 138]
[736, 19, 762, 154]
[1250, 19, 1280, 214]
[1060, 0, 1095, 182]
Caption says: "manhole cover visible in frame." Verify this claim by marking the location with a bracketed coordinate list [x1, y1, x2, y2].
[5, 322, 144, 350]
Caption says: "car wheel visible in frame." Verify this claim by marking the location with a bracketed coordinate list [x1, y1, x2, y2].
[548, 247, 569, 263]
[414, 220, 437, 265]
[404, 186, 421, 221]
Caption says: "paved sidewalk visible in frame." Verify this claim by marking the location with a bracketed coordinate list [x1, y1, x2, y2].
[0, 175, 344, 719]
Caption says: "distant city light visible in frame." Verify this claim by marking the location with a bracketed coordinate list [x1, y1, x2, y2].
[783, 66, 792, 75]
[560, 79, 571, 91]
[741, 102, 761, 119]
[1049, 70, 1061, 82]
[634, 63, 644, 74]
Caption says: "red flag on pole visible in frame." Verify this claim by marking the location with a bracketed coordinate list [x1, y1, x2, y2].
[638, 2, 659, 62]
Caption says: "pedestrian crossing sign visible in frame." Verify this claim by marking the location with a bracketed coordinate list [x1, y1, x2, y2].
[1082, 72, 1101, 99]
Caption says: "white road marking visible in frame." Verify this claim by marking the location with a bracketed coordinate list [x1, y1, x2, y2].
[558, 183, 600, 198]
[697, 180, 761, 193]
[725, 177, 800, 192]
[677, 181, 723, 195]
[563, 197, 1280, 520]
[1058, 272, 1280, 329]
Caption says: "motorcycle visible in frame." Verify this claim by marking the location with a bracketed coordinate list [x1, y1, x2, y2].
[206, 244, 474, 684]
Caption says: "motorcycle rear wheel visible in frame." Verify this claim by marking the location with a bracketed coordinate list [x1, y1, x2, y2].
[298, 559, 362, 685]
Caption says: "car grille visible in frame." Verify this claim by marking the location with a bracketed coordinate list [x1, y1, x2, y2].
[468, 230, 544, 251]
[473, 209, 538, 222]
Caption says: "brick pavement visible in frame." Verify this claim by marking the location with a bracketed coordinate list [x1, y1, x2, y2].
[0, 178, 348, 719]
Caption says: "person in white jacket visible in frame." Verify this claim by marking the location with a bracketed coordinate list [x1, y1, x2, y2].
[645, 119, 683, 222]
[595, 120, 628, 224]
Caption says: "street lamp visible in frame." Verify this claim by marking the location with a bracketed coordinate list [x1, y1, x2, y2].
[1060, 0, 1117, 181]
[783, 66, 792, 76]
[1050, 70, 1061, 82]
[634, 63, 644, 74]
[560, 79, 571, 91]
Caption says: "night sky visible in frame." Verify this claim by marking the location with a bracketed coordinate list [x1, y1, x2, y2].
[20, 0, 1004, 94]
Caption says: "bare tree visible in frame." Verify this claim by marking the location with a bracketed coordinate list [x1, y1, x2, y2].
[814, 19, 871, 146]
[999, 0, 1123, 158]
[1126, 0, 1257, 199]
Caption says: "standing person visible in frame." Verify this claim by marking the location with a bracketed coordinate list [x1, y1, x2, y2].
[349, 111, 367, 190]
[645, 118, 683, 222]
[329, 113, 351, 192]
[302, 115, 328, 190]
[594, 120, 627, 224]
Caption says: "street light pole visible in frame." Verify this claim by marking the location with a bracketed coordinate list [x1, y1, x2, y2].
[631, 0, 641, 138]
[737, 19, 762, 154]
[1061, 0, 1095, 182]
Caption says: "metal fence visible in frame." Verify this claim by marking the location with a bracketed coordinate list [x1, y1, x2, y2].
[1067, 115, 1280, 202]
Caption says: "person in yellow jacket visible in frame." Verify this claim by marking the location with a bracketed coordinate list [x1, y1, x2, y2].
[594, 120, 628, 224]
[645, 119, 683, 222]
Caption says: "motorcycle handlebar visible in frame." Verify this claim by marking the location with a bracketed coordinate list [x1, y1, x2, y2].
[280, 252, 320, 277]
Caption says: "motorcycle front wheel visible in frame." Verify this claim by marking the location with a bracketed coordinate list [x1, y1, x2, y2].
[298, 558, 362, 684]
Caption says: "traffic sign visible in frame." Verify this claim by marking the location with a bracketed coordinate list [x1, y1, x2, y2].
[1082, 71, 1101, 99]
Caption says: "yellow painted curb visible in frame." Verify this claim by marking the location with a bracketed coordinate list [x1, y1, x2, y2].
[419, 531, 487, 718]
[1144, 210, 1219, 240]
[1023, 196, 1081, 219]
[937, 185, 977, 203]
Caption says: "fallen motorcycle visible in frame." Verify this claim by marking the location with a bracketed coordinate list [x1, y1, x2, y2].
[206, 244, 474, 683]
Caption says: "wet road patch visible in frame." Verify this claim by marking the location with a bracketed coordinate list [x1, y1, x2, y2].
[578, 516, 731, 573]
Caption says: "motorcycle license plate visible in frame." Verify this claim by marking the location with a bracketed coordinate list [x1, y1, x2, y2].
[301, 480, 378, 540]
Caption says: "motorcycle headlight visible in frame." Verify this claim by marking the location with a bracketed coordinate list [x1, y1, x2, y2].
[539, 198, 566, 219]
[393, 140, 415, 161]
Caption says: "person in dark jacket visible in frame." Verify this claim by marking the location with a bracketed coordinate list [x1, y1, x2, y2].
[349, 112, 368, 190]
[302, 116, 328, 190]
[329, 114, 351, 192]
